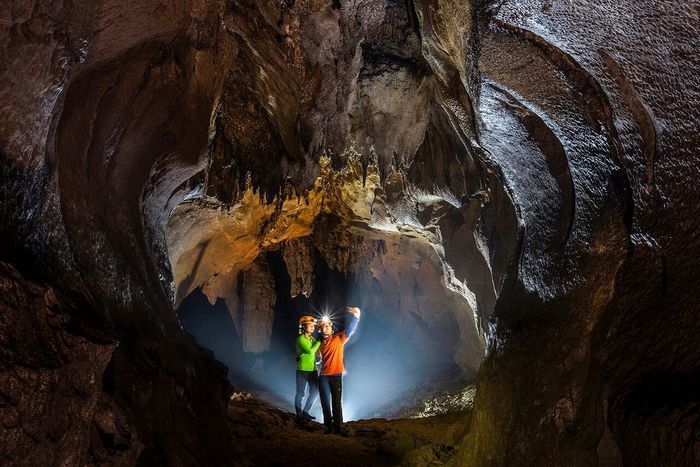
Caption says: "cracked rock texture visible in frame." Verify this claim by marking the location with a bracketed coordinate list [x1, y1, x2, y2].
[0, 261, 140, 465]
[1, 0, 698, 465]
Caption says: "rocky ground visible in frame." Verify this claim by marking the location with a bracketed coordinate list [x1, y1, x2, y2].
[227, 395, 470, 467]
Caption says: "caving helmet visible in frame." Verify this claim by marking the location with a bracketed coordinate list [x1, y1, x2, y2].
[298, 315, 316, 334]
[318, 315, 333, 335]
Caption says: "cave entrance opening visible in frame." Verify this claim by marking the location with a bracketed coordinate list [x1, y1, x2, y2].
[176, 242, 475, 420]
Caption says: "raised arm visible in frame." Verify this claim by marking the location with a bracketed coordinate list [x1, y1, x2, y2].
[344, 307, 361, 339]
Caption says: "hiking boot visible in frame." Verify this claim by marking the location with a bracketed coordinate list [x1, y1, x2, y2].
[295, 416, 309, 427]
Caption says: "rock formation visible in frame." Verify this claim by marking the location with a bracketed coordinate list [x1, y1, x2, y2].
[459, 2, 700, 465]
[1, 0, 697, 465]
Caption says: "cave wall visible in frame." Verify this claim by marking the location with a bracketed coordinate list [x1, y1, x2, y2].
[0, 261, 140, 464]
[458, 1, 700, 465]
[1, 0, 242, 464]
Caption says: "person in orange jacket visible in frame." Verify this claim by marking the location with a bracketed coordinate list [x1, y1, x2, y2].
[318, 306, 361, 435]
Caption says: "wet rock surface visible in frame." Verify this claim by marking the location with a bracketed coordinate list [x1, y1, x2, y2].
[1, 0, 698, 465]
[1, 0, 242, 464]
[457, 1, 700, 466]
[0, 261, 140, 465]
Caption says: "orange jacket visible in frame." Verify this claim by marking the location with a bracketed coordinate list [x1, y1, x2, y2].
[319, 332, 349, 375]
[319, 314, 359, 376]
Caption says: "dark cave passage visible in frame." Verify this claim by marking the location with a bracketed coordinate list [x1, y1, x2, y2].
[177, 248, 469, 420]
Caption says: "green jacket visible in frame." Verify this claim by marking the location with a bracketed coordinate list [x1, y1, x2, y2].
[296, 333, 320, 371]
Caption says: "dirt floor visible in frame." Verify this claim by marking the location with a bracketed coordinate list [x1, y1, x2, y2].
[227, 396, 472, 466]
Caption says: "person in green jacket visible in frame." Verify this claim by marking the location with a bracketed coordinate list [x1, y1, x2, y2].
[295, 315, 320, 426]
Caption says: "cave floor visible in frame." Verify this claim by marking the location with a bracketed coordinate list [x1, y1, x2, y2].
[227, 397, 471, 466]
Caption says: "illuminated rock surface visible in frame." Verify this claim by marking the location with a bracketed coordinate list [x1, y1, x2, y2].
[226, 394, 472, 466]
[0, 0, 697, 465]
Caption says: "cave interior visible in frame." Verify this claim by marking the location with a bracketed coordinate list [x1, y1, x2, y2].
[1, 0, 698, 465]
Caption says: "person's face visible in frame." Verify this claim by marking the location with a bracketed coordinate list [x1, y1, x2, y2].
[320, 321, 333, 336]
[303, 322, 315, 334]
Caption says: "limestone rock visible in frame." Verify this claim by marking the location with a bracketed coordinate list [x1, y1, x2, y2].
[282, 237, 318, 298]
[239, 256, 276, 354]
[0, 262, 141, 465]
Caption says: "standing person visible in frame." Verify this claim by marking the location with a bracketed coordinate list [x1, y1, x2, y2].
[295, 315, 320, 427]
[318, 306, 361, 435]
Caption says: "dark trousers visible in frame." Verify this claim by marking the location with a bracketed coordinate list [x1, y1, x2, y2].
[295, 370, 319, 418]
[319, 375, 343, 430]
